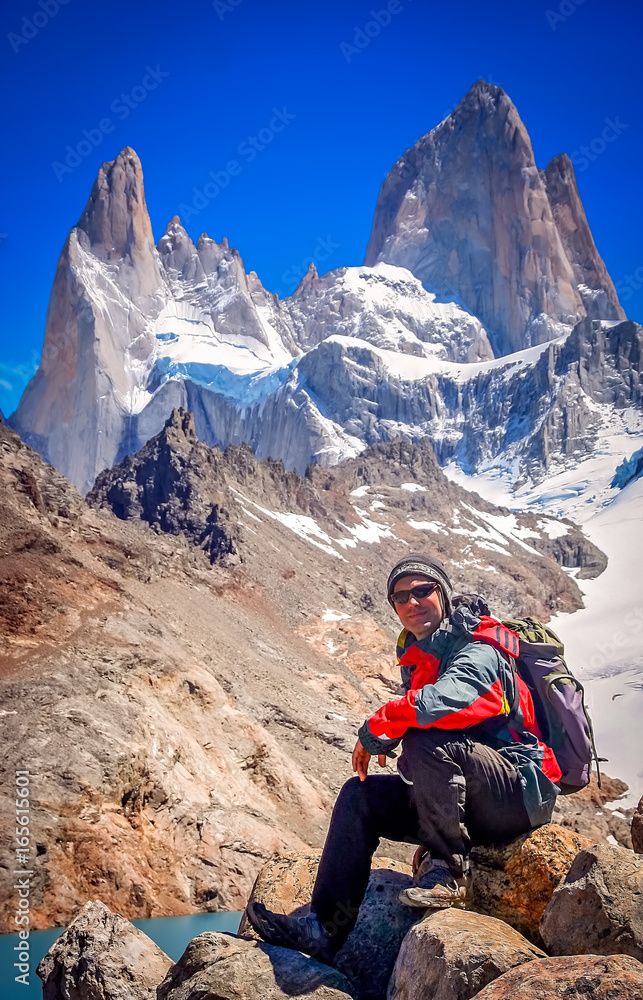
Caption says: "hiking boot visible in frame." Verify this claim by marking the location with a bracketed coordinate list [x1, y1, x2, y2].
[245, 901, 338, 966]
[398, 857, 472, 909]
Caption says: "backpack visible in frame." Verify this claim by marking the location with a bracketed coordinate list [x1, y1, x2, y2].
[501, 616, 601, 795]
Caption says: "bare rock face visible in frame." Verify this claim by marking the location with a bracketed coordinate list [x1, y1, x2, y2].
[37, 900, 172, 999]
[76, 146, 163, 302]
[364, 81, 587, 357]
[633, 796, 643, 854]
[542, 154, 625, 323]
[540, 842, 643, 961]
[156, 931, 355, 1000]
[472, 955, 643, 1000]
[0, 418, 340, 933]
[88, 408, 241, 565]
[387, 908, 545, 1000]
[469, 824, 593, 946]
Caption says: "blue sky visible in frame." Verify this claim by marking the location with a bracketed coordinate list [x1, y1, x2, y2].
[1, 0, 641, 414]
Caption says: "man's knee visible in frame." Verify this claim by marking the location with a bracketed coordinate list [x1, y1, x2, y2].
[333, 773, 404, 823]
[333, 775, 372, 819]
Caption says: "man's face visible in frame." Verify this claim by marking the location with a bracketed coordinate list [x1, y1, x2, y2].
[392, 574, 444, 639]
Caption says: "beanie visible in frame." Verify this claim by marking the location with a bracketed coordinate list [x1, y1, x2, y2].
[386, 553, 453, 617]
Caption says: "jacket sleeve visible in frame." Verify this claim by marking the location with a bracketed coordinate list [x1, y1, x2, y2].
[360, 643, 510, 751]
[357, 723, 402, 757]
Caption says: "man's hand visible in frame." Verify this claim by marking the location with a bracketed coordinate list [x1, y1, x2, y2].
[352, 739, 387, 782]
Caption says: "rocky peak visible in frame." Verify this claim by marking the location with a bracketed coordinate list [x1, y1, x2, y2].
[542, 154, 625, 322]
[193, 231, 245, 281]
[364, 80, 589, 356]
[299, 262, 319, 285]
[77, 147, 152, 261]
[157, 216, 205, 283]
[163, 406, 199, 445]
[75, 147, 163, 304]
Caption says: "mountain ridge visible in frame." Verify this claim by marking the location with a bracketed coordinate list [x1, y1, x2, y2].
[9, 80, 639, 508]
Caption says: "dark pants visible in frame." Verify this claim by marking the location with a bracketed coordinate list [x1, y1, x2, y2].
[310, 729, 540, 946]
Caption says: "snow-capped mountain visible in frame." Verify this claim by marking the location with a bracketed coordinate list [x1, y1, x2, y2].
[285, 262, 493, 362]
[10, 80, 638, 503]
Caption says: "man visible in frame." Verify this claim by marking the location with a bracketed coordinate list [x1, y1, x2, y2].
[247, 553, 561, 963]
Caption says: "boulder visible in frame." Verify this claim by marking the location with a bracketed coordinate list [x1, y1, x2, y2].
[240, 851, 416, 1000]
[333, 868, 420, 1000]
[632, 795, 643, 854]
[37, 899, 172, 1000]
[471, 955, 643, 999]
[540, 842, 643, 960]
[387, 908, 545, 1000]
[156, 931, 355, 1000]
[469, 823, 592, 946]
[238, 850, 412, 937]
[238, 850, 325, 936]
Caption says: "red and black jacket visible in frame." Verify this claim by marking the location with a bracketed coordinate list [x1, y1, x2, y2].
[357, 605, 561, 786]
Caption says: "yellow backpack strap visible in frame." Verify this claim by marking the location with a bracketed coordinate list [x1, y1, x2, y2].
[396, 628, 409, 661]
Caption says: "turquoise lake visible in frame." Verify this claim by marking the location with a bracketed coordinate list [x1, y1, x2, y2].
[0, 911, 242, 999]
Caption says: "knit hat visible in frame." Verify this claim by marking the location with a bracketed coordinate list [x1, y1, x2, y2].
[386, 553, 453, 617]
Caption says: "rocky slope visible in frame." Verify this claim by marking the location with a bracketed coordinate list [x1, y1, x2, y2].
[87, 408, 607, 616]
[10, 83, 637, 496]
[0, 414, 628, 933]
[364, 80, 624, 356]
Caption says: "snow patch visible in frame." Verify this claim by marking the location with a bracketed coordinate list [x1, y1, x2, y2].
[408, 519, 449, 535]
[322, 609, 351, 622]
[537, 519, 569, 540]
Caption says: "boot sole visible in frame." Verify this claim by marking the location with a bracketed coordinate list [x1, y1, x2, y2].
[398, 891, 470, 909]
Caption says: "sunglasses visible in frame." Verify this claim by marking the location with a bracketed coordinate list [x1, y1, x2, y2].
[390, 582, 440, 605]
